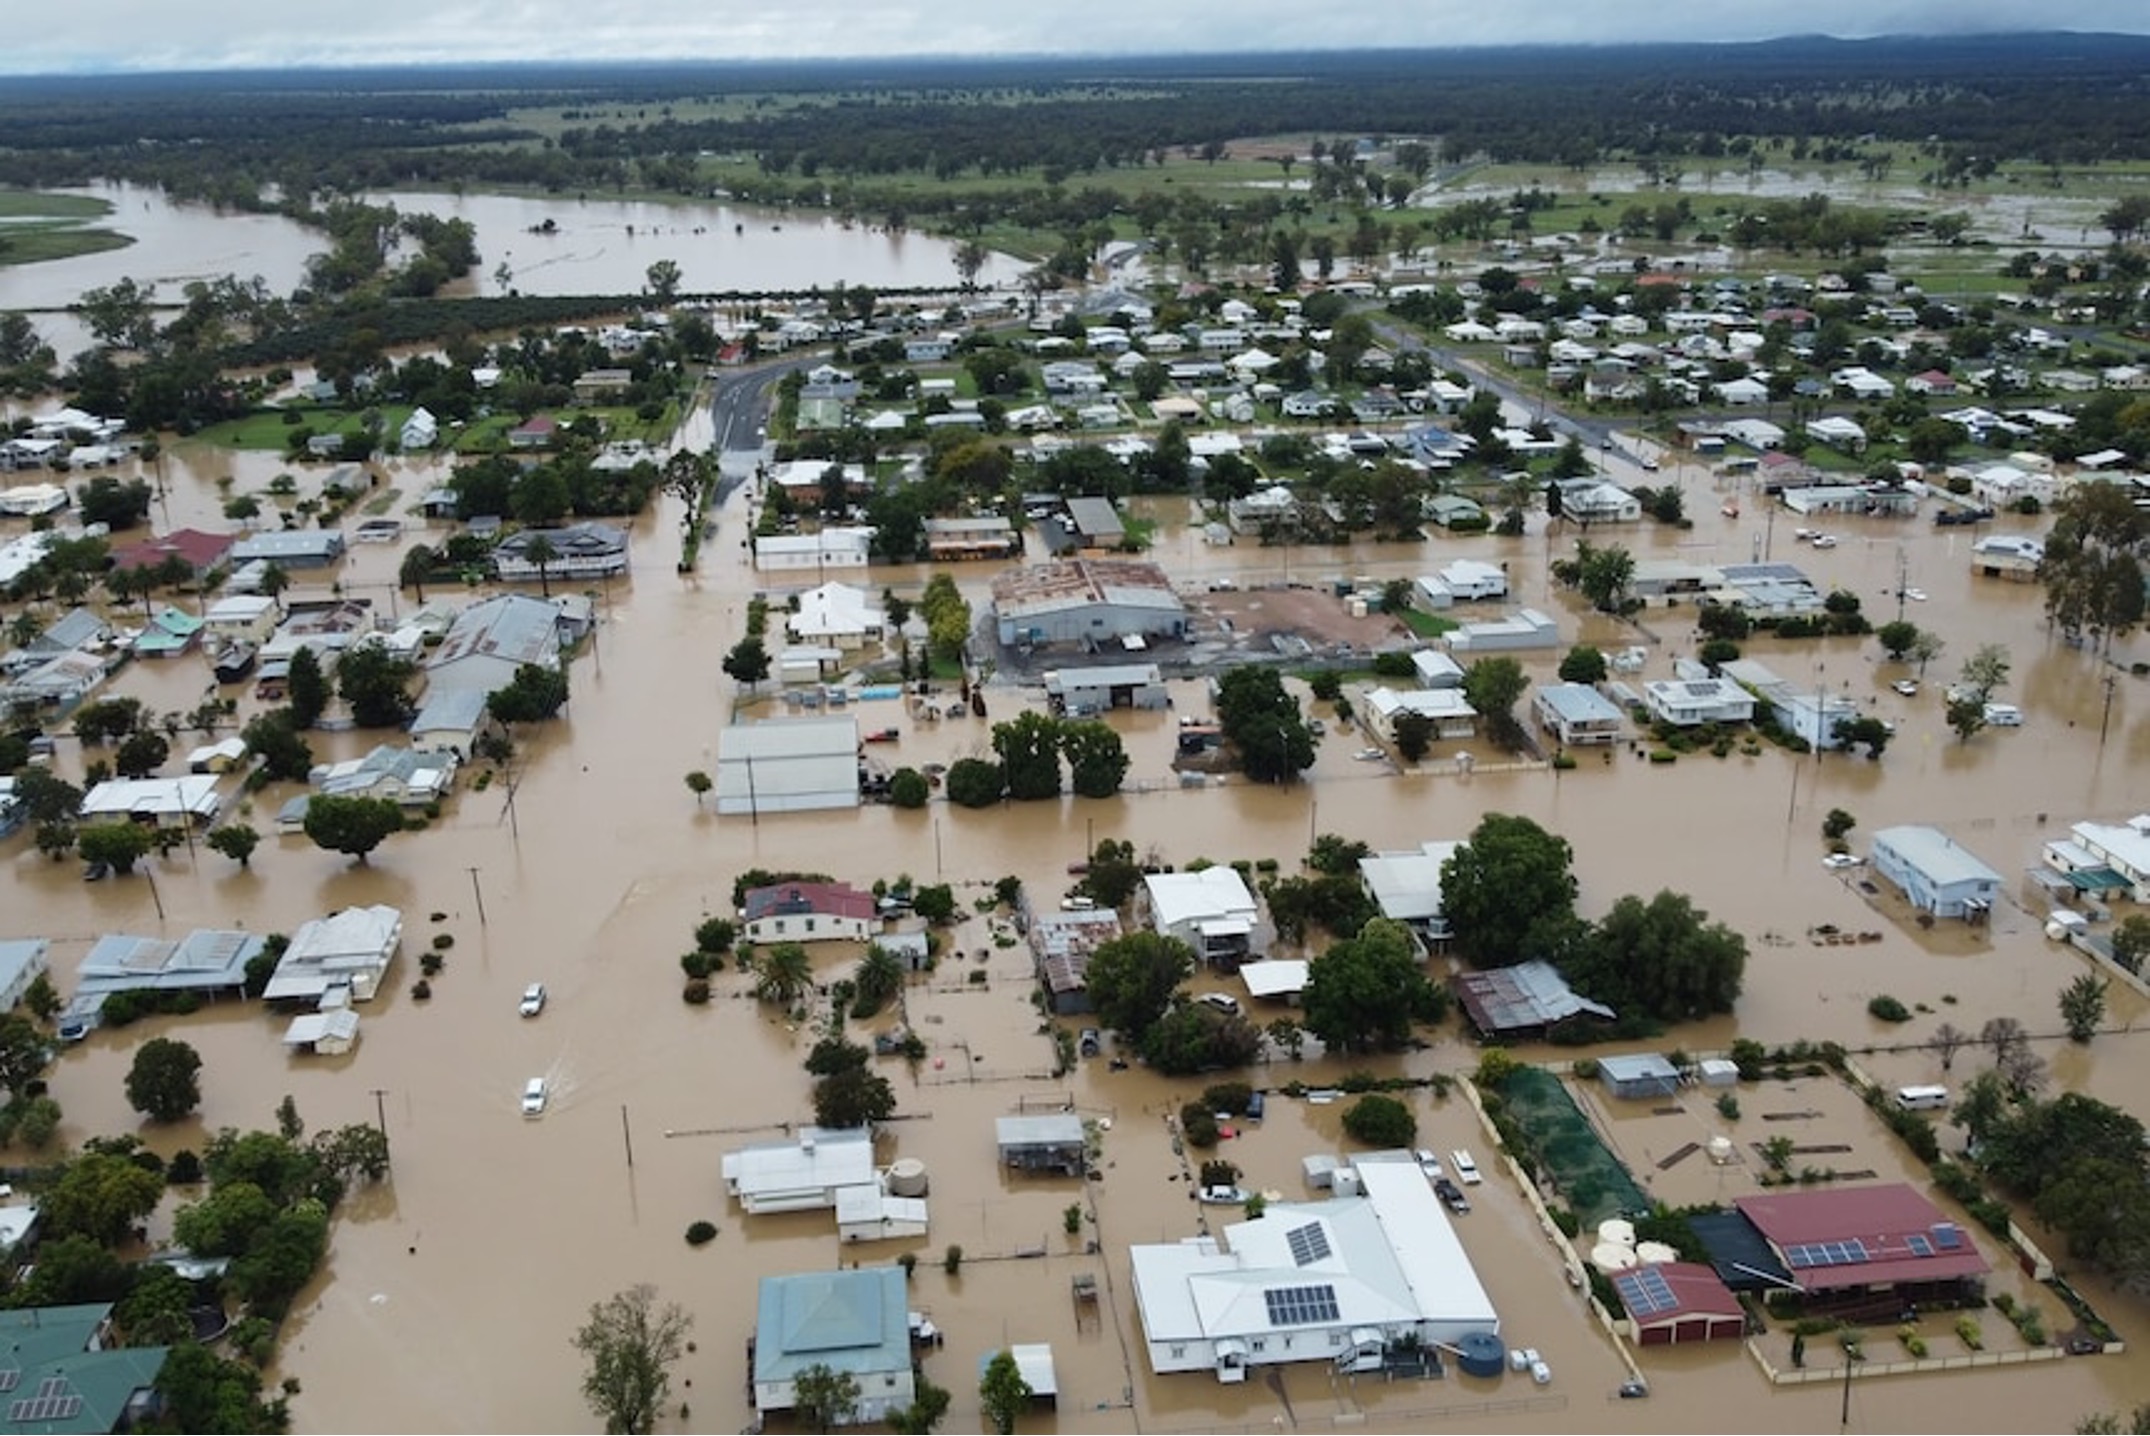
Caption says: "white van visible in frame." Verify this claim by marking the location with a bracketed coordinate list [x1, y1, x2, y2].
[1894, 1085, 1949, 1112]
[1451, 1149, 1483, 1185]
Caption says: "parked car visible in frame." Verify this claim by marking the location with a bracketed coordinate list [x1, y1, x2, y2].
[519, 983, 547, 1017]
[1892, 679, 1919, 697]
[1983, 702, 2023, 727]
[1451, 1149, 1483, 1184]
[1434, 1176, 1471, 1213]
[1822, 853, 1864, 870]
[1415, 1148, 1444, 1179]
[521, 1077, 549, 1116]
[1197, 992, 1242, 1016]
[1809, 533, 1839, 549]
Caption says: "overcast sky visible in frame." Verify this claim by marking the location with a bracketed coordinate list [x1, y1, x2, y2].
[5, 3, 2139, 75]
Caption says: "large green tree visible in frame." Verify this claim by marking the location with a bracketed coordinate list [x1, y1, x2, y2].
[1213, 665, 1315, 784]
[126, 1036, 203, 1122]
[2039, 480, 2149, 653]
[1461, 656, 1530, 749]
[1441, 813, 1578, 968]
[991, 710, 1064, 800]
[336, 643, 419, 728]
[488, 662, 570, 724]
[39, 1151, 165, 1245]
[1561, 889, 1748, 1022]
[302, 794, 405, 863]
[76, 821, 154, 875]
[572, 1285, 693, 1435]
[1084, 932, 1194, 1043]
[286, 645, 329, 729]
[1061, 720, 1130, 798]
[1301, 918, 1446, 1054]
[979, 1349, 1034, 1436]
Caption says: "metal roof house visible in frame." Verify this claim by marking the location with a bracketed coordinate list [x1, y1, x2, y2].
[1362, 686, 1477, 743]
[0, 1303, 170, 1434]
[1043, 663, 1167, 716]
[1869, 825, 2001, 920]
[1598, 1053, 1683, 1100]
[59, 928, 263, 1040]
[1130, 1159, 1498, 1384]
[77, 776, 221, 830]
[1732, 1184, 1989, 1305]
[1358, 840, 1462, 944]
[1641, 676, 1755, 727]
[752, 1269, 916, 1426]
[740, 881, 876, 943]
[1143, 868, 1259, 968]
[997, 1113, 1088, 1176]
[1533, 683, 1625, 747]
[1453, 960, 1614, 1040]
[717, 717, 860, 817]
[1613, 1262, 1745, 1345]
[426, 594, 565, 697]
[1029, 907, 1122, 1015]
[262, 905, 403, 1004]
[0, 939, 49, 1014]
[229, 528, 346, 569]
[725, 1127, 878, 1214]
[2052, 814, 2150, 903]
[494, 521, 630, 582]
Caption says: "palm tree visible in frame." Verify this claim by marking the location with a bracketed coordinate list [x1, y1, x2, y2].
[399, 543, 436, 603]
[520, 533, 559, 598]
[752, 942, 814, 1008]
[258, 563, 291, 614]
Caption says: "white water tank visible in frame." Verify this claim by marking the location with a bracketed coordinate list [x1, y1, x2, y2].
[887, 1158, 929, 1198]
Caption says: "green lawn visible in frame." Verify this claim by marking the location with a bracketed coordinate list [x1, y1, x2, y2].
[0, 190, 135, 269]
[1398, 609, 1459, 639]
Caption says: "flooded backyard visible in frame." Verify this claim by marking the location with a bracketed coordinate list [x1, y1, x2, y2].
[5, 430, 2150, 1433]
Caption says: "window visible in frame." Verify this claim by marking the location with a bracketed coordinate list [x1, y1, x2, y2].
[1250, 1339, 1266, 1353]
[1170, 1345, 1185, 1360]
[1329, 1332, 1345, 1347]
[806, 918, 816, 933]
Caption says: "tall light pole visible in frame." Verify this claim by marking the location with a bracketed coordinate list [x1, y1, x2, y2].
[467, 866, 487, 926]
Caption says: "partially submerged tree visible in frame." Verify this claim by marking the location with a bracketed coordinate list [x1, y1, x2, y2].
[572, 1284, 693, 1435]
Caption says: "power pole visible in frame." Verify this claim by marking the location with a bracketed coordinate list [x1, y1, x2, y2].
[370, 1087, 391, 1171]
[467, 866, 487, 927]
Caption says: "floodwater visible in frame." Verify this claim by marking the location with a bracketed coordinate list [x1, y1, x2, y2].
[7, 428, 2150, 1433]
[0, 183, 1024, 363]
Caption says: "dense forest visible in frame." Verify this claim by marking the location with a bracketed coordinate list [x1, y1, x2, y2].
[6, 36, 2150, 211]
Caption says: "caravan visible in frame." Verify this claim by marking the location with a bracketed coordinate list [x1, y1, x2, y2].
[1894, 1085, 1949, 1112]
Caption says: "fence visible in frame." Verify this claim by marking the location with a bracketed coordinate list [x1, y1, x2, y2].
[1745, 1336, 2064, 1385]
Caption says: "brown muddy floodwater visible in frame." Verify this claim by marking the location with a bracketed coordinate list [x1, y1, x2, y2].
[7, 438, 2150, 1434]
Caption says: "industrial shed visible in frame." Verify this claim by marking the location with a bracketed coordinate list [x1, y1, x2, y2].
[715, 716, 860, 817]
[1597, 1053, 1683, 1101]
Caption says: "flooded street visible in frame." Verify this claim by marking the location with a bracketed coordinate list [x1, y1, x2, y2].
[6, 426, 2150, 1434]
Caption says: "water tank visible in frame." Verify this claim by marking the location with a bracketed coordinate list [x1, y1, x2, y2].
[887, 1158, 929, 1198]
[1454, 1331, 1506, 1379]
[1331, 1167, 1362, 1197]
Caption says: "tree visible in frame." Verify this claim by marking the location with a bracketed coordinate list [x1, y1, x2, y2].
[573, 1284, 693, 1435]
[1341, 1093, 1418, 1148]
[1909, 629, 1946, 677]
[1141, 1003, 1264, 1075]
[487, 662, 570, 724]
[75, 475, 153, 531]
[241, 709, 314, 782]
[1932, 1021, 1970, 1071]
[1945, 695, 1988, 743]
[1558, 645, 1608, 684]
[112, 729, 169, 780]
[204, 823, 261, 869]
[1302, 918, 1445, 1054]
[337, 644, 419, 728]
[77, 821, 155, 875]
[793, 1363, 863, 1433]
[286, 645, 329, 729]
[1461, 656, 1530, 749]
[519, 532, 561, 597]
[644, 259, 683, 303]
[992, 711, 1064, 801]
[1575, 540, 1636, 611]
[1822, 808, 1858, 843]
[38, 1151, 164, 1245]
[1442, 814, 1577, 967]
[2039, 480, 2149, 652]
[1213, 665, 1315, 784]
[813, 1065, 897, 1128]
[399, 542, 436, 601]
[1061, 720, 1130, 798]
[978, 1349, 1033, 1436]
[153, 1338, 290, 1434]
[0, 1013, 51, 1098]
[302, 793, 405, 863]
[126, 1036, 203, 1122]
[1959, 643, 2012, 705]
[1562, 889, 1747, 1022]
[888, 767, 929, 808]
[684, 770, 712, 808]
[2061, 973, 2109, 1044]
[722, 635, 770, 691]
[918, 572, 972, 665]
[1876, 620, 1921, 661]
[1389, 710, 1434, 763]
[944, 757, 1004, 808]
[1084, 932, 1194, 1043]
[2113, 916, 2150, 976]
[752, 942, 813, 1007]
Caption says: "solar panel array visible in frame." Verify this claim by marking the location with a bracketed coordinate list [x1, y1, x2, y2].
[1615, 1266, 1679, 1317]
[1905, 1233, 1934, 1257]
[1932, 1222, 1965, 1250]
[1784, 1238, 1870, 1269]
[9, 1376, 81, 1424]
[1264, 1284, 1341, 1327]
[1285, 1221, 1332, 1268]
[0, 1370, 20, 1394]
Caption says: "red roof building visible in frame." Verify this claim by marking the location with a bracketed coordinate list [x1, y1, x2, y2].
[1614, 1262, 1746, 1346]
[110, 528, 234, 575]
[740, 881, 877, 943]
[1733, 1184, 1989, 1295]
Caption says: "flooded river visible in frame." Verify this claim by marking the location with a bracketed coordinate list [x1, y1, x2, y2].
[6, 430, 2150, 1433]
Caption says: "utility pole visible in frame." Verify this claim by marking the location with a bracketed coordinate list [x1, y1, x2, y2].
[621, 1104, 634, 1169]
[467, 866, 487, 926]
[370, 1088, 391, 1171]
[2101, 671, 2119, 748]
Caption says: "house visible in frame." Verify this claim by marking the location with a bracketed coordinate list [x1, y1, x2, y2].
[1143, 868, 1259, 969]
[996, 1113, 1088, 1176]
[1130, 1159, 1498, 1384]
[495, 522, 630, 582]
[0, 1303, 171, 1434]
[1870, 826, 2001, 920]
[1445, 609, 1558, 653]
[508, 415, 559, 449]
[0, 939, 50, 1013]
[1612, 1263, 1746, 1346]
[1029, 907, 1122, 1015]
[400, 406, 439, 450]
[263, 905, 403, 1004]
[1641, 677, 1755, 727]
[1731, 1185, 1989, 1311]
[59, 928, 264, 1040]
[202, 595, 280, 647]
[184, 737, 248, 774]
[1598, 1053, 1683, 1100]
[78, 776, 221, 829]
[1058, 496, 1127, 552]
[922, 516, 1019, 562]
[1453, 960, 1614, 1041]
[1361, 686, 1477, 743]
[407, 688, 493, 760]
[741, 881, 876, 943]
[1422, 494, 1485, 529]
[1715, 376, 1770, 406]
[128, 606, 204, 659]
[427, 594, 564, 697]
[282, 1004, 361, 1057]
[787, 582, 886, 649]
[1533, 683, 1625, 746]
[309, 745, 457, 808]
[1968, 534, 2043, 581]
[716, 717, 860, 817]
[1043, 663, 1167, 716]
[1553, 479, 1642, 523]
[228, 528, 346, 569]
[725, 1127, 877, 1213]
[2051, 814, 2150, 903]
[0, 482, 68, 514]
[571, 368, 633, 402]
[1437, 560, 1507, 600]
[1358, 840, 1462, 944]
[754, 527, 874, 573]
[109, 527, 233, 580]
[992, 560, 1187, 648]
[1411, 651, 1465, 690]
[752, 1269, 916, 1425]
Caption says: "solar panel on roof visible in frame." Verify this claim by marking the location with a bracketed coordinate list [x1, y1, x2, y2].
[1285, 1221, 1332, 1268]
[1264, 1284, 1341, 1327]
[1932, 1223, 1964, 1250]
[1616, 1266, 1679, 1317]
[1906, 1234, 1933, 1257]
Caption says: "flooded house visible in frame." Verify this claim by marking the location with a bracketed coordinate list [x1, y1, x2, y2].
[1869, 825, 2002, 921]
[0, 1303, 172, 1431]
[1029, 906, 1122, 1015]
[740, 881, 876, 943]
[77, 775, 221, 829]
[1532, 682, 1626, 747]
[1141, 868, 1258, 969]
[1730, 1185, 1990, 1316]
[1358, 840, 1462, 947]
[995, 1113, 1087, 1176]
[58, 928, 264, 1040]
[724, 1127, 877, 1214]
[261, 905, 403, 1005]
[752, 1269, 915, 1426]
